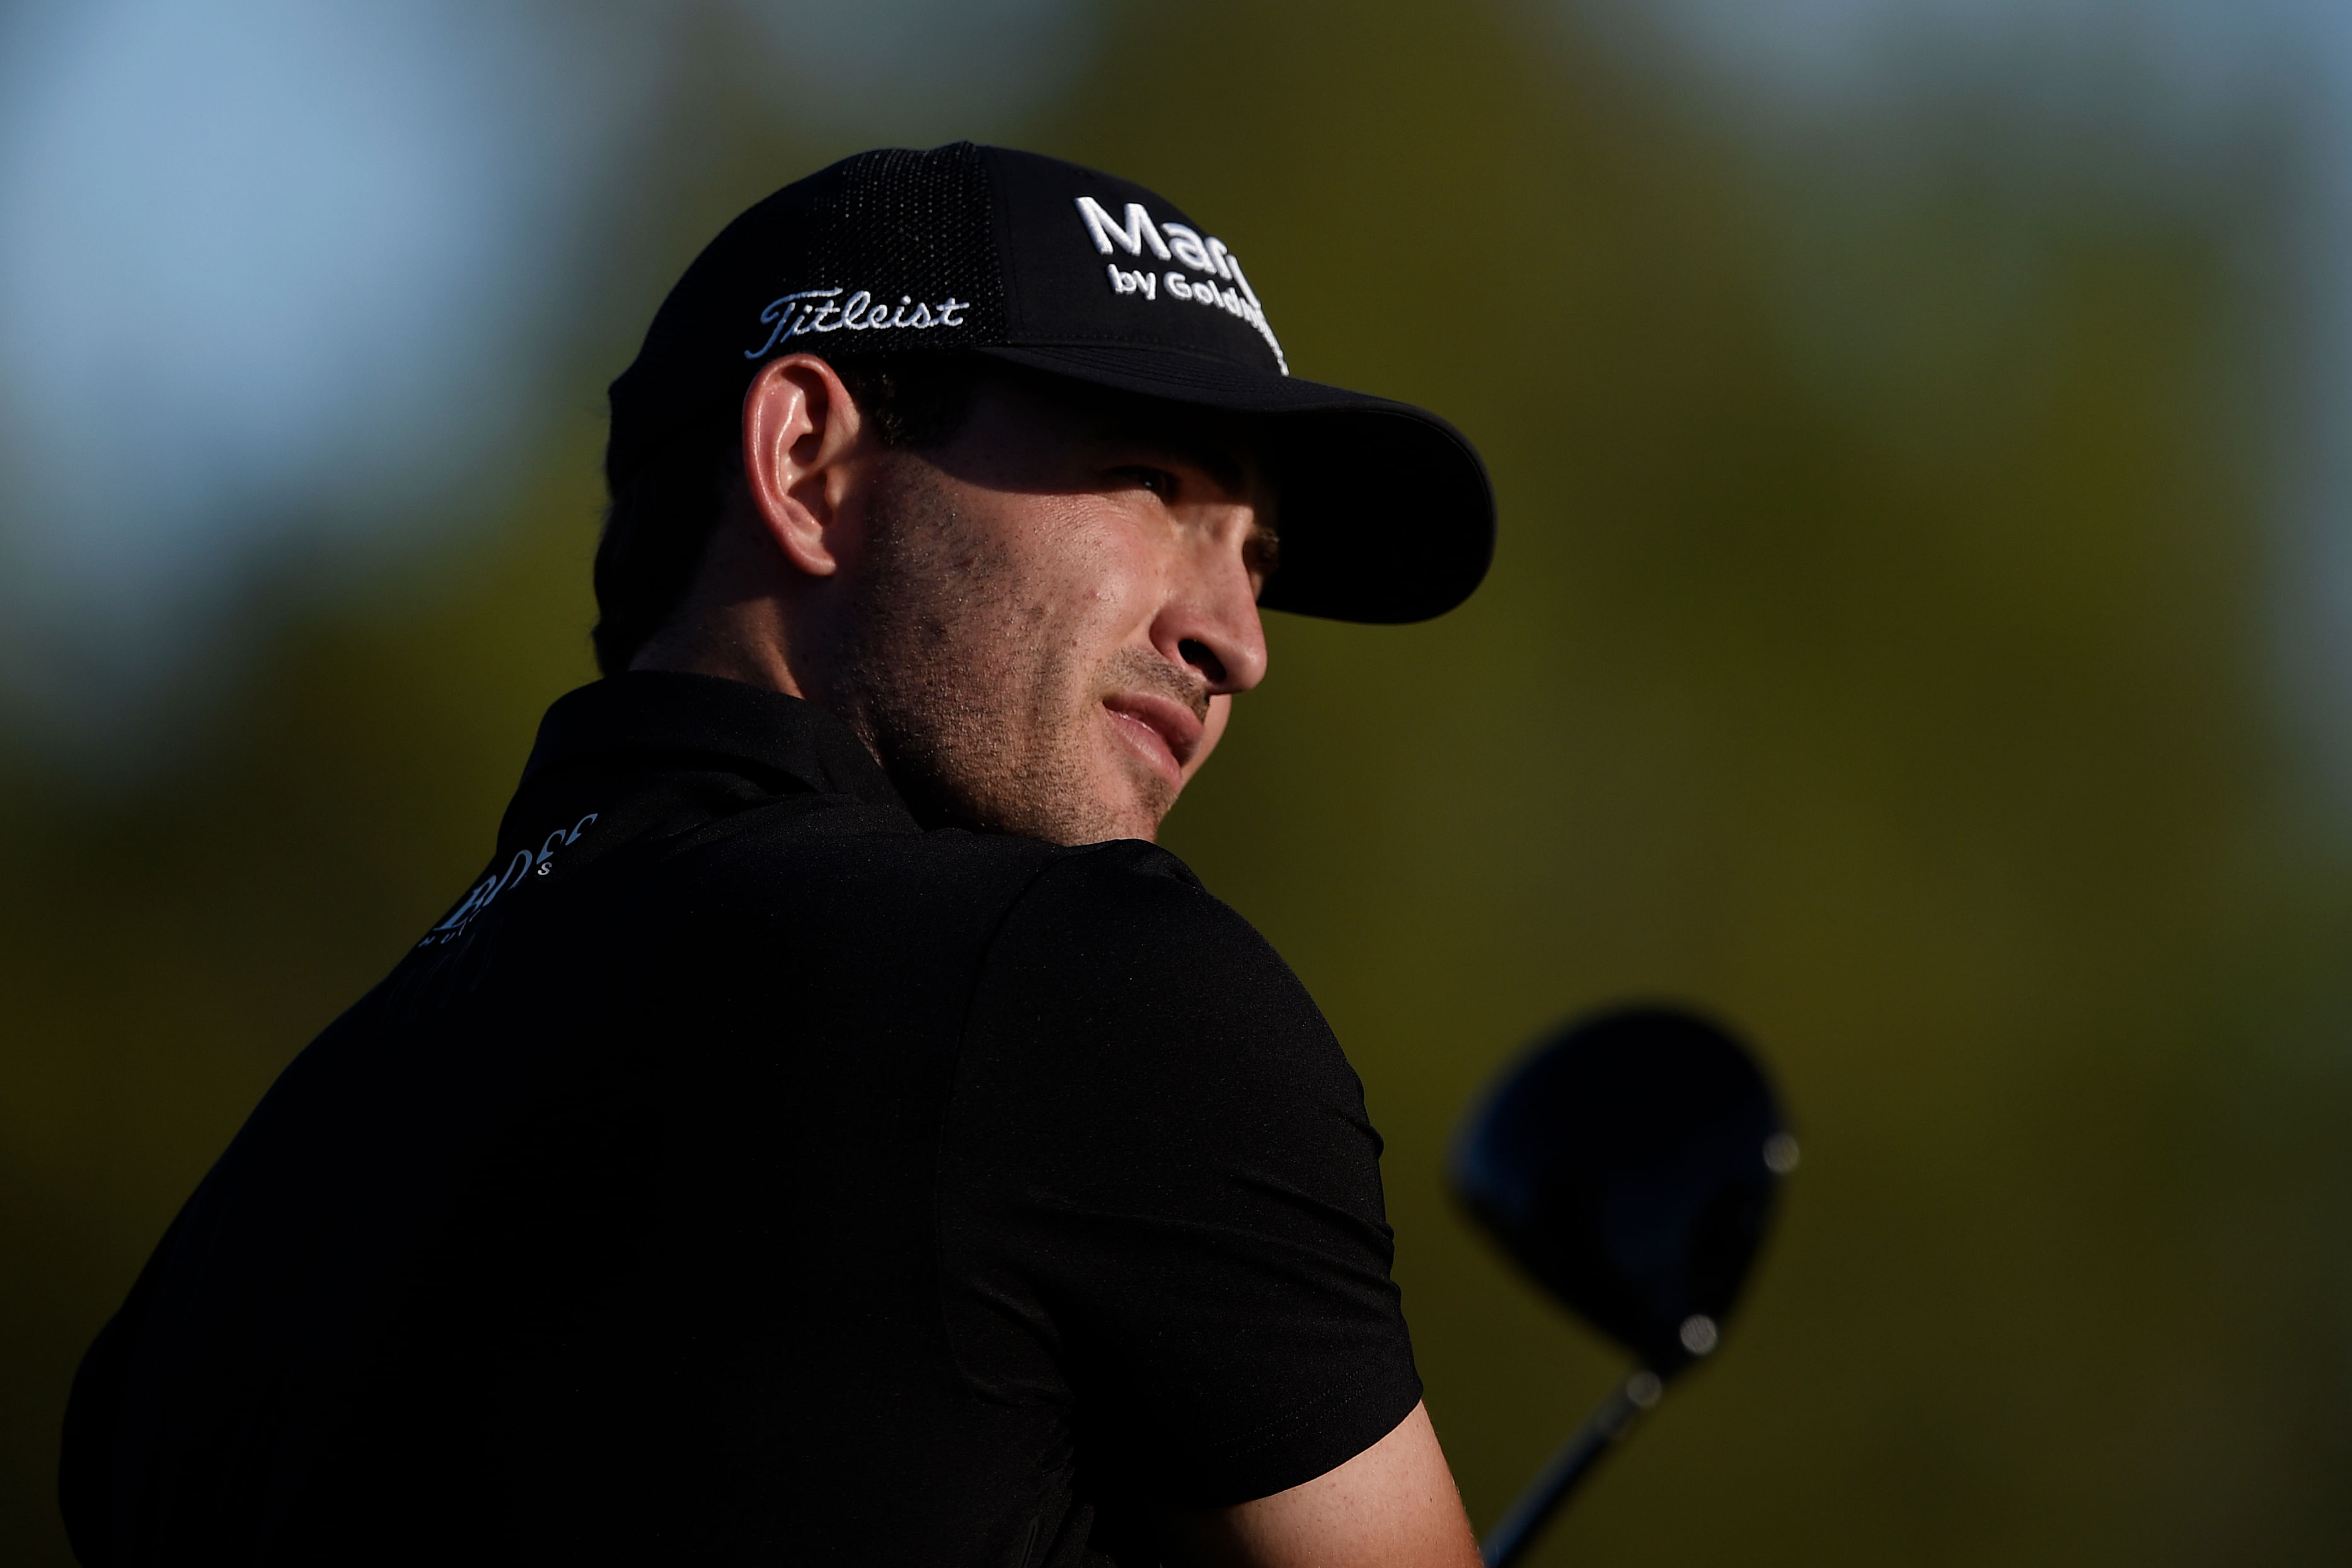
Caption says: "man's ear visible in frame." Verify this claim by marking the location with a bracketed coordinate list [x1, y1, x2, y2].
[741, 353, 866, 579]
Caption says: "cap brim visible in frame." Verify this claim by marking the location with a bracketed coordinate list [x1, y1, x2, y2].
[975, 344, 1496, 624]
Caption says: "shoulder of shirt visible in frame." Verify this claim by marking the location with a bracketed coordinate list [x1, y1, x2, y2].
[955, 838, 1352, 1119]
[982, 836, 1303, 1002]
[1008, 834, 1215, 909]
[632, 793, 1214, 935]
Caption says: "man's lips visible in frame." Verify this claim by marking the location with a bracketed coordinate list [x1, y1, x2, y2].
[1101, 691, 1206, 786]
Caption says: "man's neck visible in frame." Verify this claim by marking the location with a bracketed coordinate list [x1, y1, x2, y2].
[630, 594, 807, 701]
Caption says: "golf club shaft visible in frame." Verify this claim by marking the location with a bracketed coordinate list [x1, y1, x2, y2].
[1478, 1373, 1657, 1568]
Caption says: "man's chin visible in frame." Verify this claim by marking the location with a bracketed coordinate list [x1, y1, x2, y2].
[1027, 778, 1173, 848]
[868, 731, 1174, 845]
[1096, 756, 1180, 843]
[1034, 800, 1163, 848]
[917, 781, 1162, 848]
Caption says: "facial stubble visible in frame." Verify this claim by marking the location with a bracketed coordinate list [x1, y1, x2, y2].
[827, 456, 1202, 845]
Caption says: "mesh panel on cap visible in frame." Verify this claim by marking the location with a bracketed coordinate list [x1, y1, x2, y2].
[798, 144, 1001, 338]
[607, 142, 1003, 493]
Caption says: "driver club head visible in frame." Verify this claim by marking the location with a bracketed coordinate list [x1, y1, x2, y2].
[1449, 1005, 1791, 1378]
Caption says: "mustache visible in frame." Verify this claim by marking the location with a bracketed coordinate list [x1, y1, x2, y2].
[1100, 646, 1210, 723]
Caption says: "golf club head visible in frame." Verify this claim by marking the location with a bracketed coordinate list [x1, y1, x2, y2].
[1450, 1006, 1790, 1378]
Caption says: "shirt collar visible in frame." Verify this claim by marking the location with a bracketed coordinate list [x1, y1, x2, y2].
[519, 671, 908, 812]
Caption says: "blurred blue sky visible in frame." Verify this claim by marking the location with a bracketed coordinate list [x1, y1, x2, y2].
[0, 3, 621, 680]
[2, 0, 2348, 759]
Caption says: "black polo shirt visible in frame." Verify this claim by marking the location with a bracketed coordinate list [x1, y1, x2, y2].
[60, 671, 1423, 1567]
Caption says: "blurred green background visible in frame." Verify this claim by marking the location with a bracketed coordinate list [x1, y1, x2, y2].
[9, 0, 2352, 1562]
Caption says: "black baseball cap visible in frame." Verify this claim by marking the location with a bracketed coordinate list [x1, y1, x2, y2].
[608, 142, 1494, 623]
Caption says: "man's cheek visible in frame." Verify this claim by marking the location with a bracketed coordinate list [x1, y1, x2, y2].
[1052, 514, 1159, 618]
[1029, 539, 1139, 632]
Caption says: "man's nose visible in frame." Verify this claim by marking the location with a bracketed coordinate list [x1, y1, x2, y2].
[1153, 519, 1269, 696]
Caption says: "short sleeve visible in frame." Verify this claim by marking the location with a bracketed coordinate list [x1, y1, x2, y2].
[937, 841, 1422, 1507]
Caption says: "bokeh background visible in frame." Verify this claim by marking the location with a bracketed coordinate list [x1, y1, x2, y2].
[8, 0, 2352, 1561]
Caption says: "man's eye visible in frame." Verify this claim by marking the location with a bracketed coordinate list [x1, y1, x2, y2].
[1119, 466, 1177, 499]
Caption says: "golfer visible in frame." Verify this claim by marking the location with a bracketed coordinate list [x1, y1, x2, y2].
[61, 144, 1496, 1567]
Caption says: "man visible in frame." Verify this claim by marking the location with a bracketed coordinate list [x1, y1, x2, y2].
[61, 144, 1496, 1565]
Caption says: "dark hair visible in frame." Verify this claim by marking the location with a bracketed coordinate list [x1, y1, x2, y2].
[590, 352, 987, 677]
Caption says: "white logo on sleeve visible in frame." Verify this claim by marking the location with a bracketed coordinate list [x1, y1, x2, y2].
[418, 811, 599, 947]
[1075, 196, 1287, 374]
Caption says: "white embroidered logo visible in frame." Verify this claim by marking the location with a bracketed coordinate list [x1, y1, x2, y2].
[747, 288, 972, 360]
[418, 811, 599, 947]
[1074, 197, 1286, 374]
